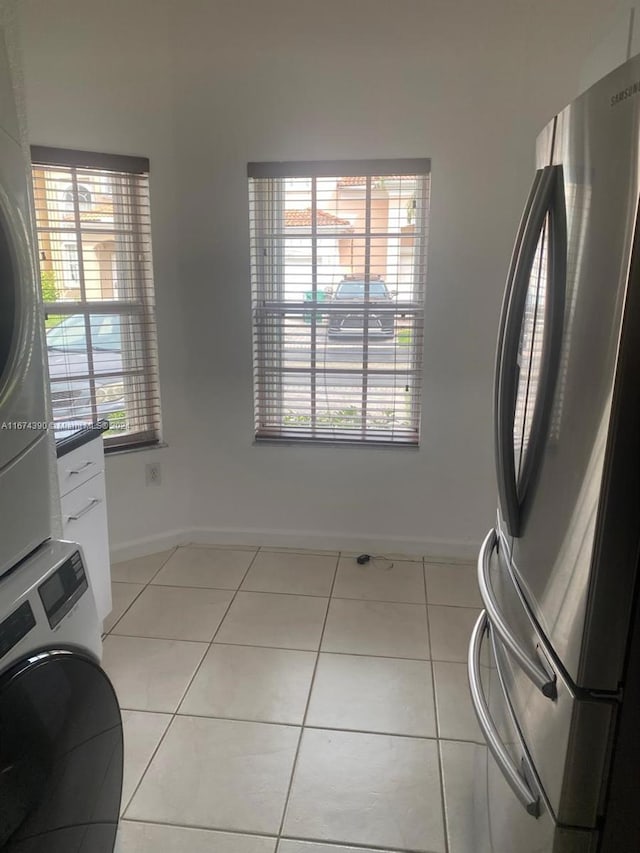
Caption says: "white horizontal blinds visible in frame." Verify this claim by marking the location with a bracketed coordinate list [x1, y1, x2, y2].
[31, 148, 161, 450]
[249, 160, 430, 445]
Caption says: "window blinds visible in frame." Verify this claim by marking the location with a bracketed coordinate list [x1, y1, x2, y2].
[31, 147, 161, 451]
[248, 159, 430, 446]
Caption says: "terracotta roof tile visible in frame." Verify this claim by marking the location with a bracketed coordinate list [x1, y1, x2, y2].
[285, 208, 352, 227]
[337, 176, 368, 188]
[62, 202, 114, 223]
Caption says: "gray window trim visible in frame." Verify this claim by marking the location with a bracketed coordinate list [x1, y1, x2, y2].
[31, 146, 149, 175]
[248, 158, 431, 179]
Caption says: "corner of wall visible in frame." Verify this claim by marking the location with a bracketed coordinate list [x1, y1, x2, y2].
[579, 6, 636, 93]
[630, 6, 640, 57]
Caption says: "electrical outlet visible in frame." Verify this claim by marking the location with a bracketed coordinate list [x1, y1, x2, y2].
[145, 463, 162, 486]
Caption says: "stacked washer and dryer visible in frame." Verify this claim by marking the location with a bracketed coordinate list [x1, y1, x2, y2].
[0, 28, 123, 853]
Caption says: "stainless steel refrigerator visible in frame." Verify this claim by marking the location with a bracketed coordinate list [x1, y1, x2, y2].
[467, 53, 640, 852]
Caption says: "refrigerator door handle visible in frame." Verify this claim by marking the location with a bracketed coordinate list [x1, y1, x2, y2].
[515, 168, 566, 517]
[495, 165, 565, 537]
[469, 611, 541, 818]
[479, 528, 557, 699]
[494, 168, 544, 537]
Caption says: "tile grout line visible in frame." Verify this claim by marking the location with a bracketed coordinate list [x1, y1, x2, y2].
[119, 570, 480, 607]
[128, 582, 436, 605]
[147, 546, 180, 581]
[113, 546, 178, 586]
[115, 701, 487, 747]
[103, 583, 147, 637]
[116, 543, 472, 564]
[121, 815, 279, 843]
[281, 832, 442, 853]
[106, 633, 427, 657]
[119, 548, 262, 818]
[111, 555, 480, 607]
[121, 815, 277, 838]
[108, 632, 473, 665]
[424, 556, 451, 853]
[108, 634, 211, 646]
[436, 740, 450, 853]
[274, 550, 342, 850]
[115, 552, 177, 817]
[148, 585, 342, 599]
[120, 814, 443, 853]
[107, 547, 178, 635]
[108, 600, 484, 644]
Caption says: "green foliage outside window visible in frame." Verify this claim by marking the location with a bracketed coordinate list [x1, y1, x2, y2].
[41, 270, 62, 328]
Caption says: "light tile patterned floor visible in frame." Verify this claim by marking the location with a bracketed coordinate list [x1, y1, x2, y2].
[108, 546, 482, 853]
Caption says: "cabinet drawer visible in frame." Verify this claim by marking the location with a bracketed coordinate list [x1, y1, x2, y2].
[61, 472, 111, 624]
[58, 438, 104, 497]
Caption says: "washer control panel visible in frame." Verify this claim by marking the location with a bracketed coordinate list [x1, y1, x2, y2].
[0, 601, 36, 660]
[38, 550, 88, 629]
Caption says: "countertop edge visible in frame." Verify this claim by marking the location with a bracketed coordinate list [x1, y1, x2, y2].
[55, 420, 109, 458]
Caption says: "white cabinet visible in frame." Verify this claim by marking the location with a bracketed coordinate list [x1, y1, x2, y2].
[57, 438, 104, 495]
[57, 436, 111, 626]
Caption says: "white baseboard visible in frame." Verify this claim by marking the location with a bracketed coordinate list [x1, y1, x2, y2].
[110, 525, 478, 564]
[109, 528, 190, 563]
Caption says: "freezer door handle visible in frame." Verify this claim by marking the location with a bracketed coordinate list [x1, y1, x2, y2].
[479, 528, 557, 699]
[468, 611, 541, 817]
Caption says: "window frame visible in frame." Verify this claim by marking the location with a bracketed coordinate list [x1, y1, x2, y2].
[248, 158, 431, 448]
[31, 146, 162, 453]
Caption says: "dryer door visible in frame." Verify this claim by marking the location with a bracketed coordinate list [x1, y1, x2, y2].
[0, 129, 47, 470]
[0, 649, 123, 853]
[0, 188, 18, 398]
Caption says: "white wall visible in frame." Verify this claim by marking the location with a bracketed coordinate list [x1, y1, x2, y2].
[579, 3, 639, 92]
[18, 0, 193, 552]
[18, 0, 623, 559]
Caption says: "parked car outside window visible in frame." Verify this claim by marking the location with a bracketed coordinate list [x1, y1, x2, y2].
[46, 314, 124, 422]
[327, 275, 395, 339]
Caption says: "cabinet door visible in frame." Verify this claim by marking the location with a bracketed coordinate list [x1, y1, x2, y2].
[61, 472, 111, 625]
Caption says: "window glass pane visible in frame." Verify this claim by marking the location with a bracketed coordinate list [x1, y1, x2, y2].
[33, 157, 160, 448]
[250, 163, 429, 445]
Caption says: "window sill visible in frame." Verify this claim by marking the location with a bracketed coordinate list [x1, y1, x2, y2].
[253, 437, 420, 450]
[105, 440, 168, 457]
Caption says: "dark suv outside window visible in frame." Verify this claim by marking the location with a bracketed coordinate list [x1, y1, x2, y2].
[327, 275, 395, 338]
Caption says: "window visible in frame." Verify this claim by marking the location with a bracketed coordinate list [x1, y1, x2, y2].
[248, 159, 430, 445]
[64, 183, 92, 212]
[31, 147, 161, 451]
[62, 242, 80, 284]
